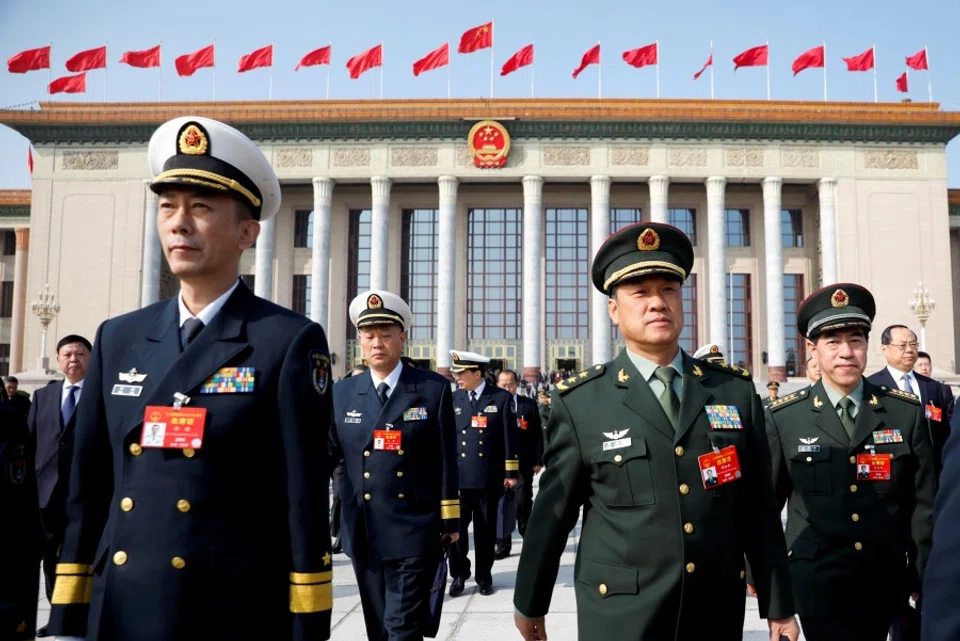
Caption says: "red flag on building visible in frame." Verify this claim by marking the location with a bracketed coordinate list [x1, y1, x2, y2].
[733, 44, 768, 70]
[693, 53, 713, 79]
[413, 42, 449, 76]
[346, 44, 382, 79]
[66, 46, 107, 72]
[120, 45, 161, 68]
[49, 72, 86, 94]
[906, 49, 928, 70]
[7, 45, 51, 73]
[843, 47, 875, 71]
[896, 71, 908, 93]
[175, 44, 215, 77]
[501, 44, 533, 76]
[458, 22, 493, 54]
[573, 44, 600, 79]
[238, 44, 273, 72]
[296, 46, 331, 71]
[622, 43, 657, 68]
[27, 147, 33, 174]
[792, 45, 824, 76]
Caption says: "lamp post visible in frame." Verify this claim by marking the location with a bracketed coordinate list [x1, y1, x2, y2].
[30, 283, 60, 373]
[908, 282, 935, 352]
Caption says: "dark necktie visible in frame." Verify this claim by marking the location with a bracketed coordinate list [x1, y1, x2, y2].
[61, 384, 78, 426]
[838, 396, 856, 441]
[653, 366, 680, 430]
[181, 318, 205, 350]
[470, 390, 478, 407]
[377, 382, 390, 406]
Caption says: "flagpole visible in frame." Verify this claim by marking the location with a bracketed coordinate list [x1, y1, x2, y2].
[379, 40, 384, 100]
[47, 41, 52, 100]
[104, 41, 109, 102]
[531, 40, 535, 98]
[158, 40, 163, 101]
[823, 41, 828, 101]
[872, 43, 877, 103]
[325, 40, 332, 100]
[926, 46, 933, 102]
[765, 40, 771, 100]
[655, 40, 660, 99]
[268, 41, 274, 100]
[447, 41, 452, 100]
[709, 41, 714, 100]
[489, 20, 495, 99]
[213, 39, 217, 101]
[598, 41, 602, 99]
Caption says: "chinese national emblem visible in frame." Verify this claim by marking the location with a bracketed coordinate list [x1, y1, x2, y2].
[178, 123, 209, 156]
[637, 228, 661, 251]
[831, 289, 849, 308]
[467, 120, 511, 168]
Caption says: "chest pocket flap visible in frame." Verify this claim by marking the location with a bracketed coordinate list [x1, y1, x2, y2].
[788, 447, 832, 495]
[589, 437, 654, 507]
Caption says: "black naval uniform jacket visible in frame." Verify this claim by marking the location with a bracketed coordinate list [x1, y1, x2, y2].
[452, 383, 519, 489]
[513, 394, 544, 475]
[765, 379, 935, 619]
[514, 351, 794, 641]
[47, 282, 333, 641]
[330, 364, 460, 562]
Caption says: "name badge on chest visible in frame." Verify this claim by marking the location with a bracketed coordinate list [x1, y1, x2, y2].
[698, 445, 742, 489]
[856, 453, 892, 481]
[471, 415, 488, 429]
[602, 438, 632, 451]
[926, 404, 943, 422]
[141, 406, 207, 449]
[345, 410, 362, 424]
[705, 405, 743, 430]
[373, 429, 402, 451]
[112, 384, 143, 397]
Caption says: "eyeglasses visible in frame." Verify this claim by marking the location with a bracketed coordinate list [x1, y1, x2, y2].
[887, 342, 919, 351]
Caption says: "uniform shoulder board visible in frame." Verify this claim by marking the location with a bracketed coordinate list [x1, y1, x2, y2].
[696, 358, 753, 381]
[766, 388, 809, 412]
[555, 364, 605, 394]
[878, 385, 921, 405]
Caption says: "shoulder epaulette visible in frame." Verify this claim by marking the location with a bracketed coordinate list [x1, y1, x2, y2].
[696, 358, 752, 381]
[555, 364, 605, 394]
[766, 388, 810, 411]
[878, 385, 921, 405]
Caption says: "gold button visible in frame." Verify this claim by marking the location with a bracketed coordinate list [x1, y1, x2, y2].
[171, 556, 186, 569]
[850, 456, 857, 464]
[806, 456, 813, 463]
[478, 441, 483, 445]
[851, 513, 860, 522]
[396, 471, 404, 478]
[683, 523, 694, 534]
[462, 442, 467, 446]
[113, 551, 128, 566]
[364, 450, 371, 457]
[685, 563, 696, 573]
[850, 484, 858, 493]
[788, 550, 794, 557]
[398, 493, 405, 499]
[364, 472, 371, 479]
[461, 453, 466, 458]
[177, 499, 191, 513]
[740, 570, 746, 580]
[398, 449, 404, 456]
[462, 430, 467, 434]
[675, 446, 684, 457]
[183, 448, 195, 458]
[478, 453, 484, 457]
[129, 443, 143, 456]
[364, 493, 371, 500]
[614, 454, 623, 463]
[679, 484, 690, 495]
[855, 542, 863, 551]
[120, 497, 134, 512]
[598, 583, 608, 596]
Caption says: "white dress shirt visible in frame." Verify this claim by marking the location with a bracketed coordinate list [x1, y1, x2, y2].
[887, 365, 920, 397]
[370, 360, 404, 399]
[61, 378, 84, 405]
[177, 279, 240, 328]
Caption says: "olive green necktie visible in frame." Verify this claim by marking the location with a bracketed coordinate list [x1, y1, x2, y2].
[837, 396, 856, 441]
[654, 366, 680, 430]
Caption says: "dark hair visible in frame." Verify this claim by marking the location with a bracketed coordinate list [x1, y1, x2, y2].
[499, 369, 519, 384]
[57, 334, 92, 353]
[880, 325, 915, 345]
[917, 351, 931, 362]
[3, 376, 17, 384]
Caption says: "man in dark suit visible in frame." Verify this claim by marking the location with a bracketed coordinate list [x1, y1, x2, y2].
[448, 351, 518, 597]
[4, 376, 32, 418]
[330, 290, 459, 641]
[27, 333, 90, 633]
[914, 351, 954, 431]
[46, 116, 332, 641]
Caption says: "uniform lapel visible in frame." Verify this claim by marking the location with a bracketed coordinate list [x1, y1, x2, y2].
[675, 352, 713, 444]
[453, 390, 472, 431]
[376, 365, 420, 427]
[809, 380, 852, 447]
[849, 380, 884, 451]
[615, 350, 675, 442]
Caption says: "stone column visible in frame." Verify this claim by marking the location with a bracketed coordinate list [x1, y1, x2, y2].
[763, 177, 786, 382]
[522, 175, 544, 383]
[254, 214, 276, 301]
[590, 176, 612, 366]
[9, 229, 29, 373]
[706, 176, 728, 352]
[310, 177, 334, 329]
[818, 177, 838, 286]
[648, 175, 670, 224]
[140, 179, 162, 308]
[369, 176, 392, 291]
[436, 176, 458, 379]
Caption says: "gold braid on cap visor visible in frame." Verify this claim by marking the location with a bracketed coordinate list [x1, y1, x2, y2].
[356, 312, 406, 329]
[604, 261, 687, 291]
[152, 169, 262, 208]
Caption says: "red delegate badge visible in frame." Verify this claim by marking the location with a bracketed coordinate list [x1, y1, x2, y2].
[697, 445, 742, 489]
[373, 430, 402, 451]
[517, 417, 528, 431]
[471, 415, 488, 429]
[856, 453, 892, 481]
[926, 404, 943, 422]
[141, 406, 207, 449]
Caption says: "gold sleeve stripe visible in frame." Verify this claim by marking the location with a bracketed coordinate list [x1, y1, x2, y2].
[505, 460, 520, 471]
[290, 582, 333, 614]
[289, 571, 333, 585]
[440, 504, 461, 520]
[50, 575, 93, 605]
[440, 499, 460, 506]
[55, 563, 93, 575]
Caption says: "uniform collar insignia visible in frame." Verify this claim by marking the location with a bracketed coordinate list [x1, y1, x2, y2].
[692, 364, 703, 377]
[119, 368, 147, 383]
[869, 394, 879, 406]
[813, 395, 823, 408]
[617, 369, 630, 383]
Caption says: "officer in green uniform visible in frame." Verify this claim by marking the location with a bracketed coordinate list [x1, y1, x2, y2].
[513, 222, 798, 641]
[760, 283, 935, 641]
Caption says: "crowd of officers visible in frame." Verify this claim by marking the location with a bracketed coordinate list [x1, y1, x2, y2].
[3, 114, 960, 641]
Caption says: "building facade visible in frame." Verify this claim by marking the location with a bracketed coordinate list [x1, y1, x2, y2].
[2, 99, 959, 381]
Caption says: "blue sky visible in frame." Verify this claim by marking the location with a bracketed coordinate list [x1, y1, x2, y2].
[1, 0, 959, 188]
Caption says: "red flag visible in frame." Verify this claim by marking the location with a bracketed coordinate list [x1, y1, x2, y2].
[66, 46, 106, 72]
[693, 53, 713, 80]
[573, 44, 600, 79]
[346, 44, 382, 79]
[458, 22, 493, 54]
[500, 44, 534, 76]
[175, 44, 215, 77]
[296, 46, 331, 71]
[120, 45, 161, 68]
[843, 47, 875, 71]
[896, 71, 908, 93]
[49, 72, 86, 94]
[7, 46, 51, 73]
[906, 49, 928, 71]
[238, 44, 273, 73]
[733, 44, 768, 70]
[27, 147, 33, 174]
[792, 45, 824, 76]
[413, 42, 449, 76]
[622, 43, 657, 68]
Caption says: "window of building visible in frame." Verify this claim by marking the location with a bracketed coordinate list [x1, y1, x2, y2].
[467, 208, 522, 340]
[680, 274, 698, 353]
[240, 274, 255, 291]
[783, 274, 805, 376]
[726, 273, 753, 369]
[401, 209, 439, 340]
[781, 209, 803, 248]
[292, 274, 312, 315]
[2, 232, 15, 256]
[668, 208, 696, 245]
[0, 282, 12, 318]
[610, 208, 642, 234]
[294, 210, 313, 248]
[545, 208, 589, 340]
[0, 344, 9, 376]
[725, 209, 750, 247]
[346, 209, 372, 339]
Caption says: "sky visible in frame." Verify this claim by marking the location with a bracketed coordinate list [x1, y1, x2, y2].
[1, 0, 959, 188]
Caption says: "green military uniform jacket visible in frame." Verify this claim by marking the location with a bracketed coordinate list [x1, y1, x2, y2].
[765, 378, 935, 618]
[515, 350, 794, 641]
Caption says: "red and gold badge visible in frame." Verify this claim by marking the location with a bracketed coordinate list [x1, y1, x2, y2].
[367, 294, 382, 309]
[831, 288, 849, 308]
[178, 123, 209, 156]
[468, 120, 511, 168]
[637, 228, 660, 251]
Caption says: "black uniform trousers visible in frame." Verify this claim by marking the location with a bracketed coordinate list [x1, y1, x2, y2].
[450, 487, 500, 585]
[38, 506, 62, 600]
[516, 470, 534, 537]
[801, 615, 893, 641]
[353, 552, 437, 641]
[330, 459, 344, 547]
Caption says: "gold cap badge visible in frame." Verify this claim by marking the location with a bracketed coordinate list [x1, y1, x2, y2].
[367, 294, 382, 309]
[831, 289, 849, 308]
[178, 124, 209, 156]
[637, 228, 660, 251]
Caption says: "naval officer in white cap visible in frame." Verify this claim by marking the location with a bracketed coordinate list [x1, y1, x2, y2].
[48, 116, 333, 641]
